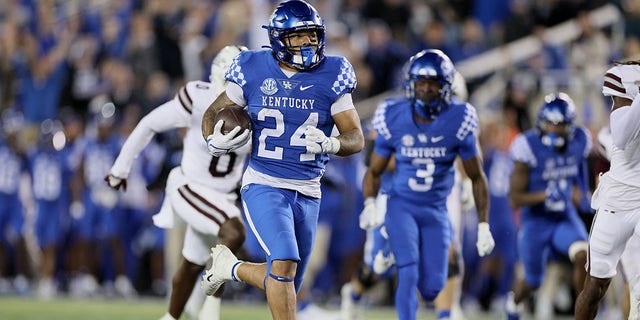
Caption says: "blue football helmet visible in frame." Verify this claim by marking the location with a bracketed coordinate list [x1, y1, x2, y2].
[537, 92, 576, 149]
[404, 49, 456, 120]
[263, 0, 326, 70]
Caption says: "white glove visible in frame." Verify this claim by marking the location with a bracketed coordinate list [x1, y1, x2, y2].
[476, 222, 495, 257]
[206, 120, 250, 157]
[373, 249, 395, 275]
[359, 197, 384, 230]
[105, 174, 127, 191]
[304, 126, 340, 154]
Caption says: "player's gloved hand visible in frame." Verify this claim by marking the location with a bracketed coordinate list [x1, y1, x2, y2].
[304, 126, 340, 154]
[373, 249, 395, 275]
[206, 120, 250, 157]
[545, 184, 567, 212]
[476, 222, 495, 257]
[105, 174, 127, 191]
[359, 197, 384, 230]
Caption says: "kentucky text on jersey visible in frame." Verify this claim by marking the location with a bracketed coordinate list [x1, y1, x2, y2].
[261, 96, 316, 109]
[400, 146, 447, 158]
[542, 164, 578, 180]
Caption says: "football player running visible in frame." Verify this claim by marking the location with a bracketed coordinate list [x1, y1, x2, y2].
[106, 45, 249, 320]
[575, 60, 640, 320]
[342, 71, 471, 320]
[506, 92, 591, 320]
[359, 49, 494, 320]
[199, 1, 365, 319]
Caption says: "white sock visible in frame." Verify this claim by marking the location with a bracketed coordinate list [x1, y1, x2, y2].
[159, 312, 177, 320]
[184, 283, 206, 319]
[198, 296, 221, 320]
[506, 292, 523, 314]
[231, 261, 243, 282]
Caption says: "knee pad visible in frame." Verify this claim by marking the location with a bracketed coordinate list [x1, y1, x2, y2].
[447, 251, 461, 279]
[356, 263, 377, 289]
[568, 241, 588, 263]
[422, 289, 440, 301]
[589, 252, 617, 279]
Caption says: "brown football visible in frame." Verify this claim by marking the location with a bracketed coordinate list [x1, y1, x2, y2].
[214, 106, 251, 136]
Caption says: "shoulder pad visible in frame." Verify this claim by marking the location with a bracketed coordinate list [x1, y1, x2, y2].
[176, 81, 219, 114]
[455, 103, 479, 141]
[225, 50, 253, 87]
[510, 132, 537, 167]
[330, 56, 357, 96]
[371, 98, 396, 140]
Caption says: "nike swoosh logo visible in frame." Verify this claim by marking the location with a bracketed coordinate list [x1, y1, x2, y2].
[431, 136, 444, 143]
[300, 85, 314, 91]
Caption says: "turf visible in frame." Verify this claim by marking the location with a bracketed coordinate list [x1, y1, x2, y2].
[0, 297, 389, 320]
[0, 296, 575, 319]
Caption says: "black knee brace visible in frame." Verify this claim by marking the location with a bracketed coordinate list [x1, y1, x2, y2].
[447, 250, 461, 279]
[356, 263, 377, 289]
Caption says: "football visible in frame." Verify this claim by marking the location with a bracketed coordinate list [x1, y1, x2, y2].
[214, 106, 251, 136]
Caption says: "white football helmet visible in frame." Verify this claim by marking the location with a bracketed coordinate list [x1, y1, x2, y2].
[602, 63, 640, 100]
[209, 45, 248, 91]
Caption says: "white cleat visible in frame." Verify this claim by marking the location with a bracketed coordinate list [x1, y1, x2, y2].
[297, 303, 340, 320]
[341, 283, 364, 320]
[36, 277, 57, 300]
[115, 275, 138, 298]
[201, 245, 239, 296]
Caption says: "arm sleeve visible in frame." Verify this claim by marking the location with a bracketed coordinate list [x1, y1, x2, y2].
[610, 95, 640, 150]
[109, 99, 190, 178]
[330, 93, 355, 115]
[226, 82, 247, 106]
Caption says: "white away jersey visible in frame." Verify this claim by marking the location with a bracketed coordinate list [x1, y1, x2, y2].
[110, 80, 250, 194]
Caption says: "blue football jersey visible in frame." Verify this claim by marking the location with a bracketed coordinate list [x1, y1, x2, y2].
[225, 50, 357, 180]
[372, 98, 479, 206]
[83, 136, 122, 188]
[28, 148, 70, 201]
[0, 141, 25, 195]
[510, 126, 592, 218]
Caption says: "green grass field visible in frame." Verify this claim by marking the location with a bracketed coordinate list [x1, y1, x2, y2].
[0, 296, 577, 319]
[0, 297, 399, 320]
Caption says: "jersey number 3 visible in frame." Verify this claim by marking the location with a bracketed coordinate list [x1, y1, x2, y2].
[409, 158, 435, 192]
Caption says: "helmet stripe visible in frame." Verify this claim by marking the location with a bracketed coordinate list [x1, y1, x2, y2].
[603, 72, 626, 95]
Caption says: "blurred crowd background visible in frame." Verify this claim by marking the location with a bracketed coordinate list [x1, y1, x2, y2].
[1, 0, 639, 318]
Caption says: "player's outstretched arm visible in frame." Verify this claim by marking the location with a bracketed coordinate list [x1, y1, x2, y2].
[332, 109, 365, 156]
[108, 97, 190, 188]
